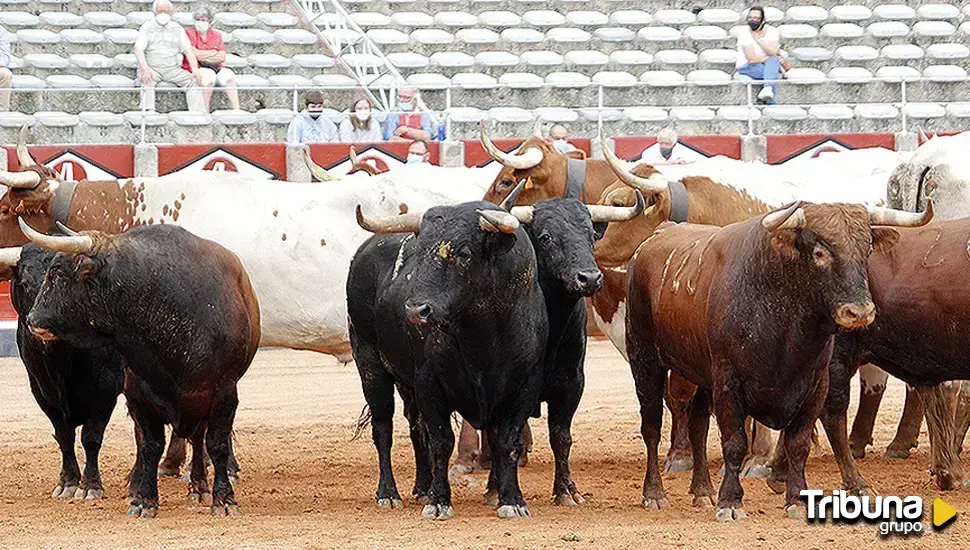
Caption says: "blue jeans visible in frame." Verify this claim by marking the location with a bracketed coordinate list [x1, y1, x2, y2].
[738, 56, 781, 103]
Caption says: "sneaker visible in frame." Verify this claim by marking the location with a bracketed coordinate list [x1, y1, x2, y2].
[757, 85, 774, 103]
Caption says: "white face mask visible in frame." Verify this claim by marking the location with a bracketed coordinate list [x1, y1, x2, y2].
[398, 100, 414, 111]
[407, 154, 425, 165]
[552, 139, 568, 153]
[155, 13, 172, 26]
[355, 108, 371, 122]
[195, 21, 210, 33]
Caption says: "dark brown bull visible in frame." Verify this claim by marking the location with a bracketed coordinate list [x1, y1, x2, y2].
[625, 201, 929, 521]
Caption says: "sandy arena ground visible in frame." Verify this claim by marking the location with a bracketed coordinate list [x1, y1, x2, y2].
[1, 340, 969, 549]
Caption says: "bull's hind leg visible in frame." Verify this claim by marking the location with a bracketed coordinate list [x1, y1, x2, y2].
[75, 414, 111, 501]
[158, 434, 187, 477]
[885, 385, 924, 459]
[126, 400, 165, 519]
[549, 385, 585, 506]
[208, 386, 241, 517]
[954, 382, 970, 458]
[848, 364, 888, 459]
[687, 389, 715, 508]
[354, 342, 402, 509]
[781, 371, 829, 519]
[915, 384, 964, 490]
[452, 420, 480, 476]
[400, 388, 431, 504]
[416, 390, 456, 520]
[664, 373, 695, 473]
[491, 421, 530, 518]
[186, 428, 211, 505]
[740, 422, 774, 478]
[628, 351, 668, 510]
[820, 355, 873, 496]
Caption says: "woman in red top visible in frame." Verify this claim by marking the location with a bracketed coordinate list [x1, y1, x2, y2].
[184, 7, 240, 111]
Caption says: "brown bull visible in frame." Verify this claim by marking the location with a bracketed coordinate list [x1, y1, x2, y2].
[625, 201, 929, 521]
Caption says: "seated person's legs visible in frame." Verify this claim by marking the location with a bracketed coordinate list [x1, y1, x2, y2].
[216, 68, 240, 110]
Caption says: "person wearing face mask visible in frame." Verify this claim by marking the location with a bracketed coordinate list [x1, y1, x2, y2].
[339, 96, 383, 142]
[184, 6, 240, 112]
[736, 5, 789, 104]
[639, 128, 693, 165]
[286, 91, 338, 145]
[549, 124, 577, 154]
[133, 0, 205, 112]
[383, 87, 438, 142]
[405, 139, 431, 165]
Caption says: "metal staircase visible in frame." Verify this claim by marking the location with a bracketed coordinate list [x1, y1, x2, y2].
[286, 0, 407, 111]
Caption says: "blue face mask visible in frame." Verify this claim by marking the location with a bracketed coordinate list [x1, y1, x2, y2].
[407, 154, 425, 164]
[660, 146, 674, 159]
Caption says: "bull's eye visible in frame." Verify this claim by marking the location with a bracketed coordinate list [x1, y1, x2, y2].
[812, 245, 832, 266]
[499, 179, 513, 189]
[539, 233, 553, 245]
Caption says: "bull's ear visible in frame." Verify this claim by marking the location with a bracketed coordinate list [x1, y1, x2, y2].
[486, 233, 517, 257]
[73, 254, 99, 280]
[872, 227, 900, 254]
[769, 231, 799, 260]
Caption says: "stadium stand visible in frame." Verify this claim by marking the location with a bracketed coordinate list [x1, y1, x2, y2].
[0, 1, 968, 142]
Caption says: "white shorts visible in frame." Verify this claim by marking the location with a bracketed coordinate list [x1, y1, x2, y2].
[199, 67, 236, 88]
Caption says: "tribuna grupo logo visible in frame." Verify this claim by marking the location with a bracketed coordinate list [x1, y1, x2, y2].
[800, 490, 955, 536]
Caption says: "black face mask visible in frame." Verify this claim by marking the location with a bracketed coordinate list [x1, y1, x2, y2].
[308, 111, 322, 120]
[748, 19, 764, 31]
[660, 146, 674, 160]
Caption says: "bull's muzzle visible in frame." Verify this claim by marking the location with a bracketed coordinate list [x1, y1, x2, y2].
[574, 269, 604, 297]
[28, 325, 57, 342]
[835, 302, 876, 330]
[405, 302, 432, 328]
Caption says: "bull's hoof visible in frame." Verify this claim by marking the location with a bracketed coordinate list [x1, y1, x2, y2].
[884, 447, 913, 459]
[421, 503, 455, 520]
[187, 490, 212, 506]
[126, 502, 158, 519]
[158, 464, 181, 477]
[483, 489, 499, 507]
[849, 442, 868, 460]
[377, 498, 403, 509]
[412, 492, 430, 505]
[517, 452, 529, 468]
[642, 496, 668, 510]
[449, 463, 474, 477]
[935, 470, 961, 491]
[740, 461, 772, 479]
[766, 475, 786, 495]
[73, 487, 104, 501]
[845, 483, 877, 497]
[692, 495, 715, 508]
[211, 503, 241, 517]
[554, 490, 585, 506]
[497, 504, 531, 518]
[51, 484, 79, 499]
[664, 457, 693, 473]
[785, 504, 807, 519]
[715, 507, 747, 523]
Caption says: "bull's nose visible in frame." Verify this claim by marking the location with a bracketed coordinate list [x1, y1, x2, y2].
[405, 302, 432, 327]
[28, 325, 57, 342]
[576, 269, 604, 296]
[835, 302, 876, 329]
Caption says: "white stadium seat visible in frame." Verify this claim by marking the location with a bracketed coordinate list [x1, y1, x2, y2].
[784, 67, 826, 84]
[127, 12, 153, 26]
[903, 103, 945, 119]
[212, 110, 258, 126]
[917, 4, 960, 20]
[866, 21, 910, 38]
[875, 66, 921, 82]
[820, 23, 863, 39]
[912, 21, 955, 37]
[945, 103, 970, 118]
[79, 111, 122, 126]
[610, 50, 654, 66]
[215, 12, 257, 27]
[534, 107, 578, 122]
[24, 53, 69, 69]
[69, 54, 113, 69]
[124, 111, 169, 127]
[391, 12, 435, 27]
[11, 75, 46, 89]
[445, 107, 486, 123]
[623, 106, 668, 121]
[499, 72, 544, 89]
[593, 27, 635, 42]
[566, 11, 609, 27]
[475, 51, 519, 67]
[699, 48, 737, 65]
[367, 29, 409, 46]
[248, 53, 292, 68]
[84, 12, 127, 27]
[274, 29, 317, 45]
[717, 106, 761, 121]
[698, 8, 739, 25]
[46, 75, 89, 88]
[258, 13, 299, 28]
[523, 10, 566, 27]
[786, 6, 829, 23]
[830, 5, 872, 22]
[926, 43, 970, 60]
[351, 12, 391, 27]
[501, 28, 545, 44]
[828, 67, 873, 84]
[873, 5, 916, 20]
[672, 107, 715, 121]
[763, 105, 808, 120]
[881, 44, 925, 61]
[547, 28, 591, 44]
[923, 65, 968, 82]
[113, 53, 137, 69]
[637, 27, 682, 42]
[435, 11, 479, 27]
[60, 29, 103, 44]
[545, 71, 591, 88]
[411, 29, 456, 45]
[653, 9, 696, 26]
[639, 70, 686, 87]
[0, 12, 38, 27]
[40, 12, 83, 27]
[855, 103, 899, 119]
[654, 49, 699, 65]
[683, 26, 728, 41]
[809, 104, 854, 120]
[791, 47, 833, 62]
[169, 112, 214, 127]
[457, 28, 500, 45]
[579, 107, 623, 122]
[686, 69, 731, 86]
[292, 54, 335, 69]
[764, 7, 785, 22]
[35, 111, 80, 127]
[269, 75, 313, 88]
[232, 29, 275, 45]
[405, 73, 451, 89]
[429, 51, 474, 68]
[776, 24, 818, 40]
[564, 50, 609, 66]
[479, 11, 522, 28]
[591, 71, 637, 87]
[387, 52, 430, 69]
[488, 107, 533, 123]
[17, 29, 60, 44]
[609, 10, 652, 26]
[173, 13, 194, 27]
[835, 45, 878, 62]
[521, 50, 564, 67]
[104, 29, 139, 45]
[91, 74, 134, 88]
[234, 74, 270, 88]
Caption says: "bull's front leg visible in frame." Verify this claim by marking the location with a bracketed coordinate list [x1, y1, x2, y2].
[781, 371, 829, 519]
[491, 421, 530, 518]
[400, 389, 431, 503]
[712, 375, 748, 523]
[915, 384, 964, 490]
[416, 373, 455, 520]
[207, 386, 241, 517]
[76, 416, 111, 501]
[186, 428, 210, 505]
[51, 420, 81, 499]
[548, 384, 585, 506]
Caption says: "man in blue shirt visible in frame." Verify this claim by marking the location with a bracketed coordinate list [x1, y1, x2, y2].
[382, 87, 437, 142]
[287, 91, 338, 144]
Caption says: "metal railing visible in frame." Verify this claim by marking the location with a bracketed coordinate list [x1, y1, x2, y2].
[3, 75, 967, 143]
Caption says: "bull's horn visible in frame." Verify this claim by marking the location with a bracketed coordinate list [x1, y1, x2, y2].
[587, 190, 646, 223]
[499, 179, 527, 211]
[868, 200, 934, 227]
[510, 205, 534, 224]
[601, 134, 668, 196]
[532, 117, 543, 139]
[0, 169, 41, 189]
[349, 145, 359, 167]
[303, 148, 338, 182]
[918, 127, 929, 143]
[478, 209, 520, 234]
[479, 121, 543, 170]
[762, 201, 805, 232]
[17, 125, 36, 168]
[0, 246, 22, 266]
[18, 217, 94, 254]
[55, 221, 79, 236]
[355, 205, 422, 234]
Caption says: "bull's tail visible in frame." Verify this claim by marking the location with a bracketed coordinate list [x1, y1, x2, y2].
[352, 405, 372, 441]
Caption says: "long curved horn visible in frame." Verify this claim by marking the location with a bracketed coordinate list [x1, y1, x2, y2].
[0, 246, 22, 266]
[587, 190, 646, 223]
[17, 125, 36, 168]
[18, 217, 94, 254]
[532, 117, 543, 139]
[479, 122, 543, 170]
[355, 205, 422, 234]
[349, 145, 359, 167]
[303, 148, 338, 182]
[868, 200, 934, 227]
[478, 209, 520, 234]
[55, 221, 79, 236]
[509, 205, 534, 224]
[762, 202, 806, 232]
[918, 127, 929, 143]
[0, 169, 41, 188]
[499, 179, 527, 211]
[601, 134, 668, 196]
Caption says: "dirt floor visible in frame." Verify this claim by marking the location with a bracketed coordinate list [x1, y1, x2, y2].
[1, 340, 969, 549]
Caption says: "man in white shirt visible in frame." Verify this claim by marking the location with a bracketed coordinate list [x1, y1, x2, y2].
[736, 6, 788, 104]
[549, 124, 577, 154]
[133, 0, 205, 112]
[0, 24, 12, 112]
[640, 128, 693, 165]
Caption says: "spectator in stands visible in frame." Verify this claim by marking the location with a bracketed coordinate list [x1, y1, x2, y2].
[736, 6, 789, 105]
[134, 0, 205, 112]
[640, 128, 692, 165]
[384, 87, 437, 142]
[187, 6, 240, 112]
[0, 24, 11, 112]
[287, 90, 338, 144]
[406, 139, 430, 165]
[339, 96, 383, 142]
[549, 124, 577, 154]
